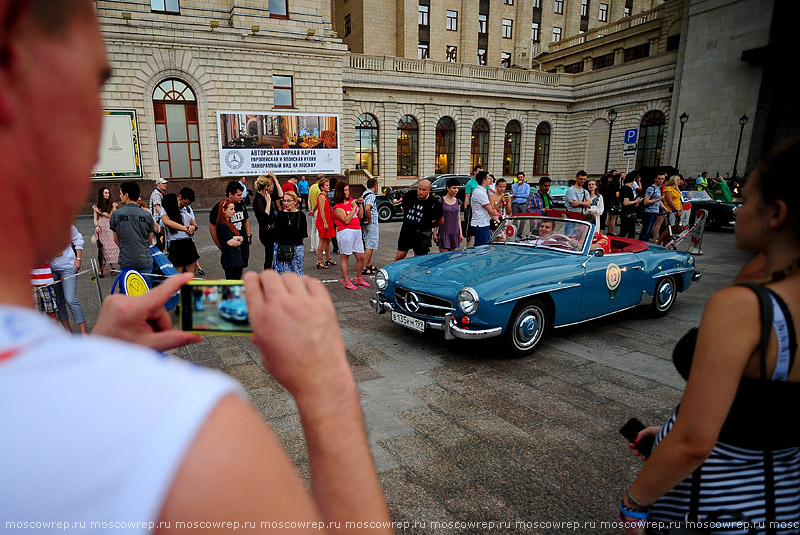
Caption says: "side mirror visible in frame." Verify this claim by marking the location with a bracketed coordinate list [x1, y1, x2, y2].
[590, 248, 605, 257]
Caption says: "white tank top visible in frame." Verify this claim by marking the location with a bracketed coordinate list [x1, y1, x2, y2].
[0, 306, 241, 533]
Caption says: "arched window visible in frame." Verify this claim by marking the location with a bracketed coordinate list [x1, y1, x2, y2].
[471, 119, 490, 170]
[503, 120, 521, 176]
[153, 78, 202, 179]
[397, 115, 419, 177]
[534, 122, 551, 175]
[435, 117, 456, 174]
[355, 113, 379, 176]
[636, 111, 666, 168]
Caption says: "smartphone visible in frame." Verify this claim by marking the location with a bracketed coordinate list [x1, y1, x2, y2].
[619, 417, 655, 456]
[179, 280, 252, 335]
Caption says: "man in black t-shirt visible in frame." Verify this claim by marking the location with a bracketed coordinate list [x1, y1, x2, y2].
[618, 173, 642, 238]
[394, 179, 444, 260]
[210, 181, 252, 268]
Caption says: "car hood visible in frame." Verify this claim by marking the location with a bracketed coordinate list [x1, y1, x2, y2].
[393, 245, 573, 287]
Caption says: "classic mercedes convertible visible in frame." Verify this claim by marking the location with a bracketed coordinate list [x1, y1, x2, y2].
[371, 214, 700, 357]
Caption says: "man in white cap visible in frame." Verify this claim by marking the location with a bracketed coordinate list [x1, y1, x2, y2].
[149, 177, 168, 250]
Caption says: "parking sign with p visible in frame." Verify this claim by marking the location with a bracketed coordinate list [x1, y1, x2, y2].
[624, 129, 638, 144]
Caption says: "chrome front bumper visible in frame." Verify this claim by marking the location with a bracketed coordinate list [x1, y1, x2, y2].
[371, 293, 503, 341]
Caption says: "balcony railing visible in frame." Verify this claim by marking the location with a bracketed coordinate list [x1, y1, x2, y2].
[348, 54, 561, 86]
[547, 4, 665, 53]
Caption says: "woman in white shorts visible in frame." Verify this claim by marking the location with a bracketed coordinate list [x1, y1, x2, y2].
[332, 182, 369, 290]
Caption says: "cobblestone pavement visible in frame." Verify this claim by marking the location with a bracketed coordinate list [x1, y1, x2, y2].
[71, 212, 751, 534]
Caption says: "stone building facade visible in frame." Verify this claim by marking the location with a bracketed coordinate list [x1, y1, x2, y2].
[334, 0, 664, 68]
[92, 0, 783, 198]
[94, 0, 346, 203]
[340, 1, 683, 186]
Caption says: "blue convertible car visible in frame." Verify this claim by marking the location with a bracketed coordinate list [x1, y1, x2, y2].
[371, 215, 700, 357]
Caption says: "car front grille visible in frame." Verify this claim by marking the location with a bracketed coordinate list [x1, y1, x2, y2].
[395, 287, 454, 318]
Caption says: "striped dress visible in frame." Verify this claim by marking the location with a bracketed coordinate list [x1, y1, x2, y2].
[648, 293, 800, 534]
[648, 414, 800, 534]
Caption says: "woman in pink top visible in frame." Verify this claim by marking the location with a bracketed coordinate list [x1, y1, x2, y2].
[332, 182, 368, 290]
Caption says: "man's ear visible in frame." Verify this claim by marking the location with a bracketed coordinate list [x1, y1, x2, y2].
[0, 0, 29, 125]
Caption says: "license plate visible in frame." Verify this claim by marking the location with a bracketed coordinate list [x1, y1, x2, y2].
[391, 311, 425, 333]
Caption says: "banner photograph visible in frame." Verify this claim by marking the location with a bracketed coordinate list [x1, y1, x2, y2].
[218, 112, 340, 176]
[93, 110, 142, 178]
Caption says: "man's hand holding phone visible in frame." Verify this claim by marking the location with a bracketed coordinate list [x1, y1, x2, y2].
[93, 272, 202, 351]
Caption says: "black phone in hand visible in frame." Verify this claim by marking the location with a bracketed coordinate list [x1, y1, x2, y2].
[620, 417, 655, 456]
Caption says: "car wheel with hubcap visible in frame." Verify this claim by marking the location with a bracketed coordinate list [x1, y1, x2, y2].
[378, 204, 393, 223]
[504, 298, 551, 357]
[651, 276, 676, 317]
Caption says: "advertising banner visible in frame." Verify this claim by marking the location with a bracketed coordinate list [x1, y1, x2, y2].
[93, 110, 142, 178]
[218, 111, 340, 176]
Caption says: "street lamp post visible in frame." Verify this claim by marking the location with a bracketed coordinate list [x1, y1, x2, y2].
[732, 114, 748, 179]
[675, 112, 689, 171]
[604, 108, 618, 173]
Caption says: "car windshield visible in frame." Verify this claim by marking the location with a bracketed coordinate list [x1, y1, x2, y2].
[682, 190, 712, 202]
[432, 176, 448, 188]
[488, 216, 591, 253]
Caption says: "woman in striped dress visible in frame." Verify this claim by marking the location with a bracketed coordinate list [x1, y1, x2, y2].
[621, 141, 800, 534]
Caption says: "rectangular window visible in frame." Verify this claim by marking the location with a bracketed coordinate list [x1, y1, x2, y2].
[269, 0, 288, 18]
[151, 0, 179, 14]
[552, 26, 562, 42]
[624, 42, 650, 62]
[501, 52, 511, 68]
[273, 75, 294, 108]
[344, 14, 351, 36]
[624, 0, 632, 17]
[502, 19, 513, 39]
[578, 31, 586, 43]
[504, 0, 514, 4]
[418, 4, 429, 26]
[581, 0, 589, 17]
[446, 10, 458, 31]
[554, 0, 564, 14]
[667, 34, 680, 51]
[599, 3, 608, 21]
[418, 42, 429, 59]
[478, 14, 488, 34]
[531, 22, 540, 42]
[446, 45, 458, 62]
[564, 60, 584, 73]
[532, 0, 541, 7]
[592, 52, 614, 70]
[477, 48, 487, 65]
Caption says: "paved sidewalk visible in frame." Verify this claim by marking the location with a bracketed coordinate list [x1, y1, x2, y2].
[72, 213, 750, 533]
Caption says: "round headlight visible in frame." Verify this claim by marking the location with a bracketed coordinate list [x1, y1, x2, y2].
[457, 287, 479, 315]
[375, 269, 388, 290]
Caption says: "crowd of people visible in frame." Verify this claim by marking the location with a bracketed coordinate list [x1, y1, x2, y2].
[31, 161, 741, 334]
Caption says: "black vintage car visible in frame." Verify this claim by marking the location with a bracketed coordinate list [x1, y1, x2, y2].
[388, 174, 473, 204]
[681, 190, 740, 231]
[375, 194, 403, 223]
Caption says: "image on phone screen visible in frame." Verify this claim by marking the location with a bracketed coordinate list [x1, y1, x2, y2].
[180, 282, 251, 335]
